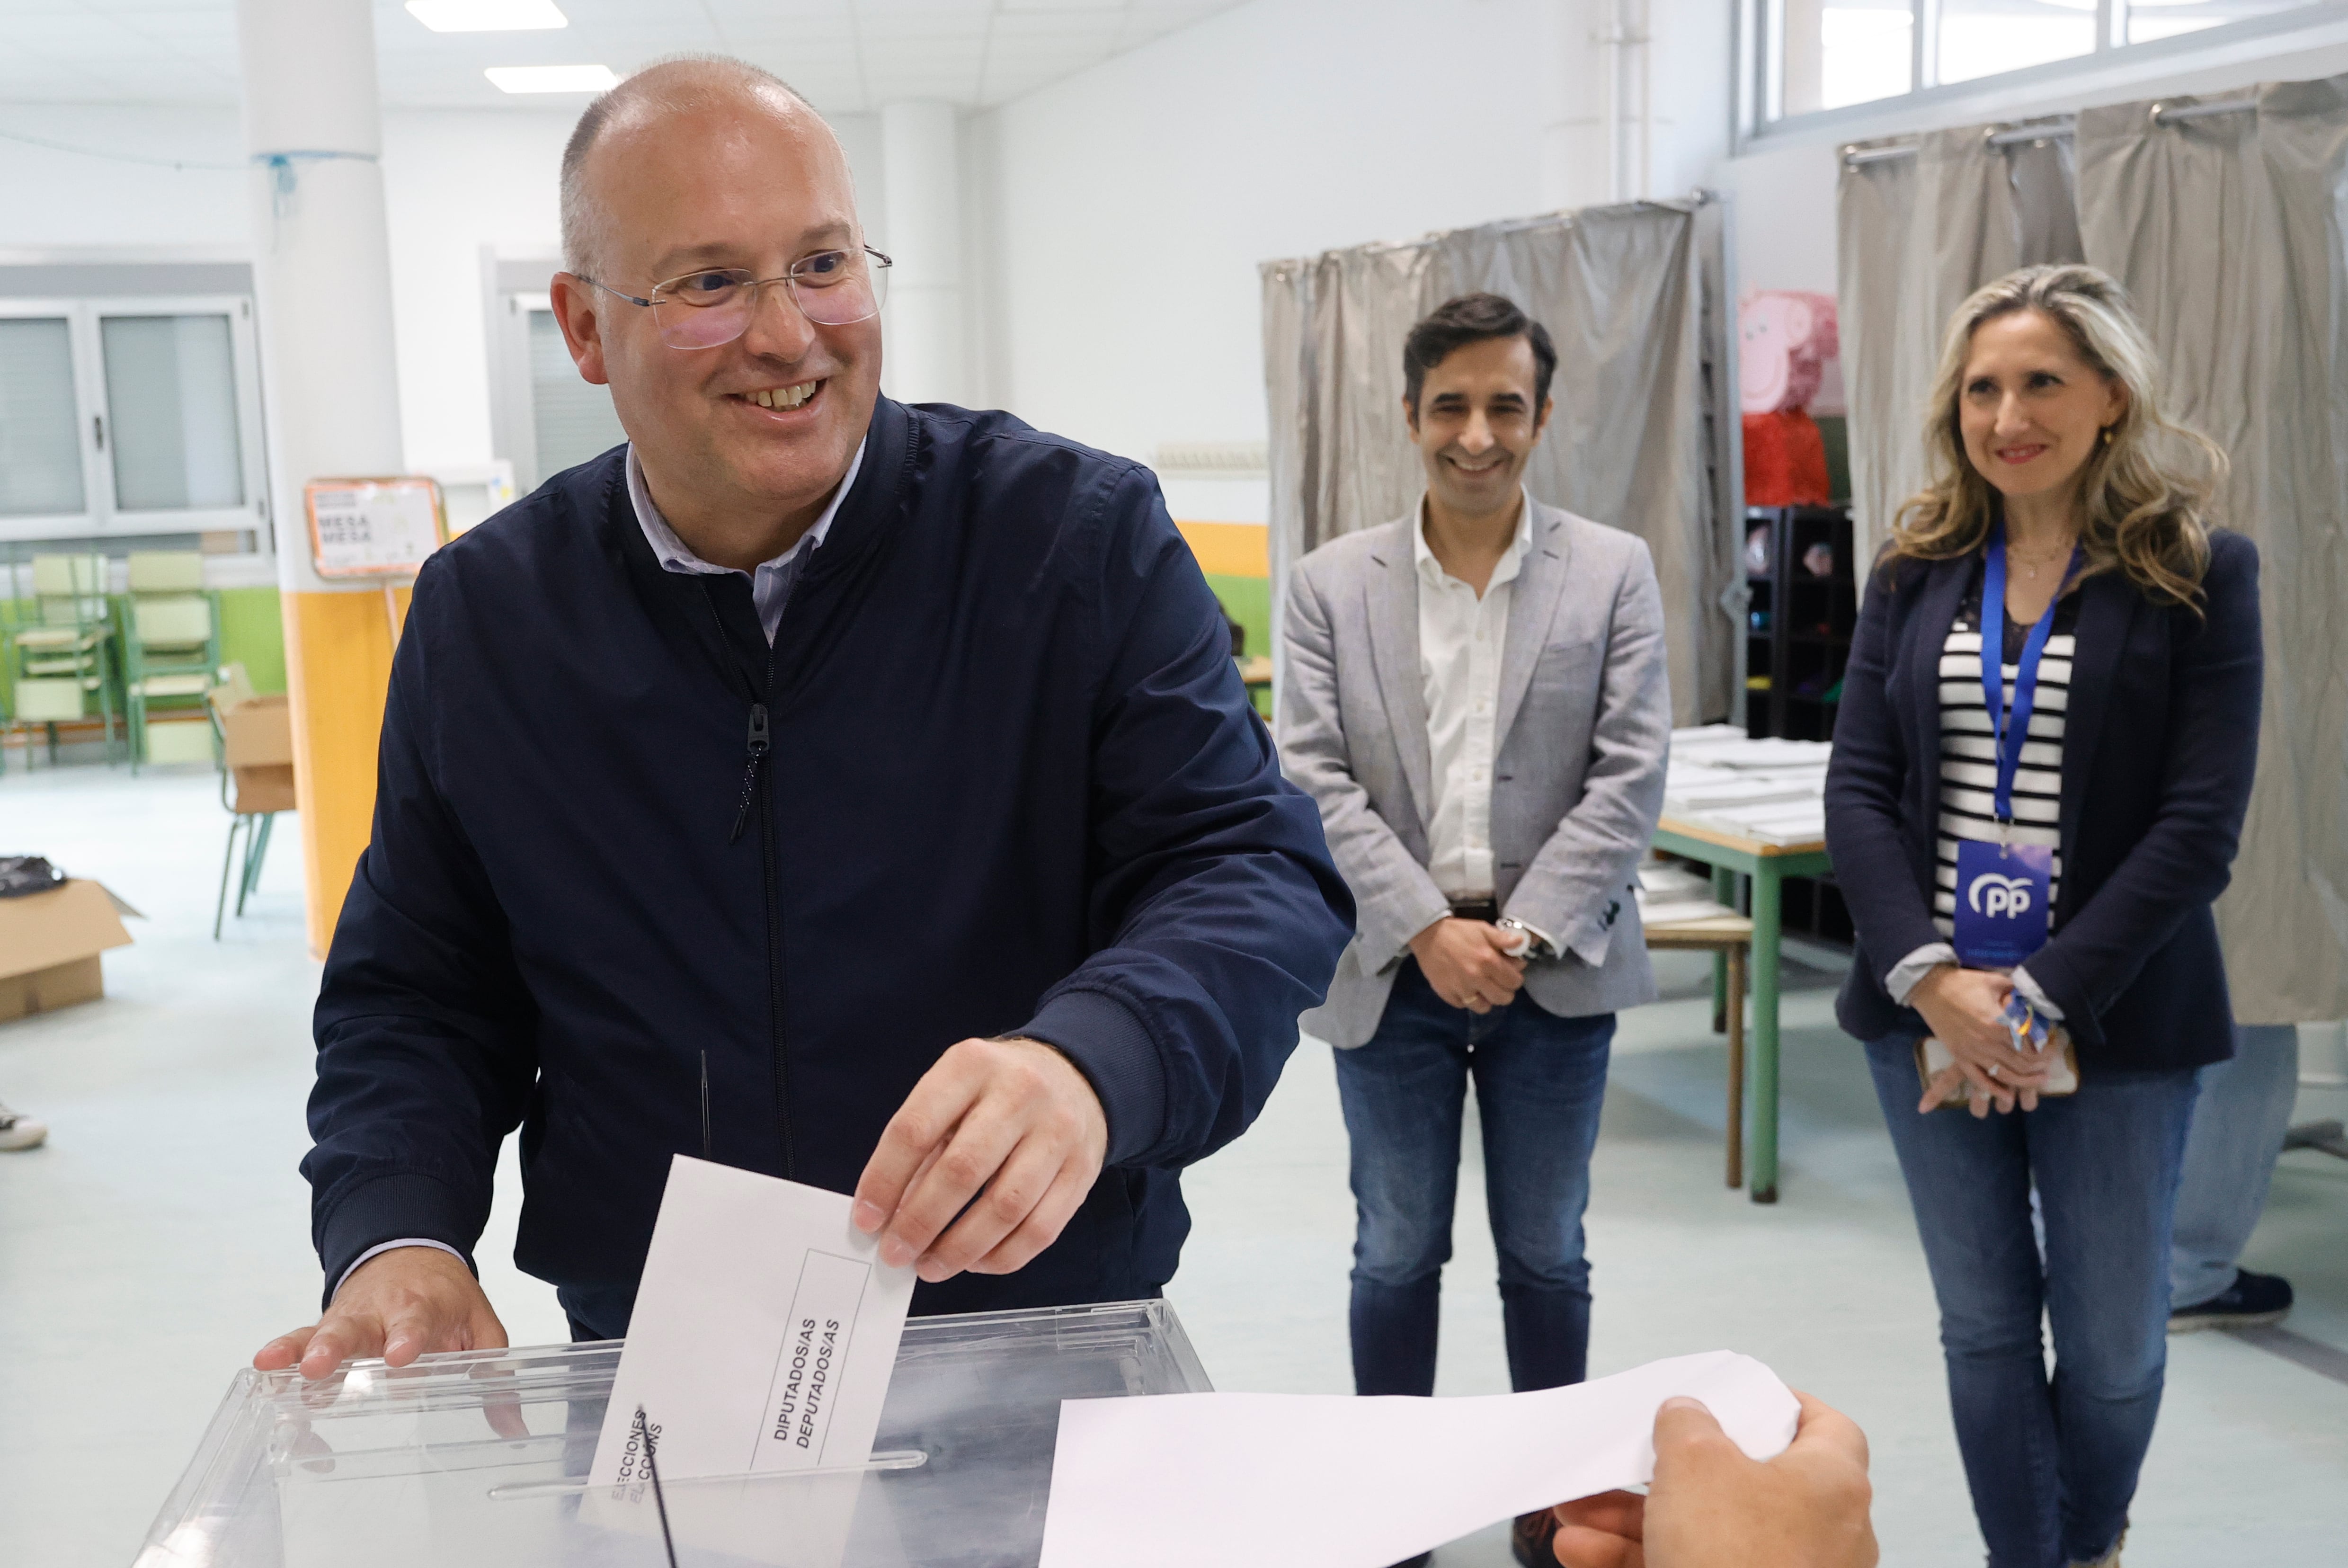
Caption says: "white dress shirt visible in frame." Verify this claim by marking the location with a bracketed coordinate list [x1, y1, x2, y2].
[333, 440, 869, 1300]
[1415, 494, 1530, 902]
[628, 438, 866, 643]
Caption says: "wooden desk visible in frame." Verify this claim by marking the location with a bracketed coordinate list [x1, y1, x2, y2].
[1650, 817, 1832, 1203]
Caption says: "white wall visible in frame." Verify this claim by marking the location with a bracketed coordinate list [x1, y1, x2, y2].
[965, 0, 1734, 520]
[0, 102, 886, 479]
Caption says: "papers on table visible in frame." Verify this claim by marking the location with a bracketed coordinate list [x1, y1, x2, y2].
[1634, 863, 1740, 926]
[582, 1157, 916, 1563]
[1037, 1350, 1800, 1568]
[1663, 725, 1831, 846]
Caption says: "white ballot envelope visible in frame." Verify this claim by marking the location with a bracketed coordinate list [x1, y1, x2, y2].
[582, 1157, 916, 1564]
[1038, 1349, 1800, 1568]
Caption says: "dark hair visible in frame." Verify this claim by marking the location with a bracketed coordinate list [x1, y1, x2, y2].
[1402, 293, 1557, 414]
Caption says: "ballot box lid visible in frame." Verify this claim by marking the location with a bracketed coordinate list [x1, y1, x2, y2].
[137, 1298, 1210, 1568]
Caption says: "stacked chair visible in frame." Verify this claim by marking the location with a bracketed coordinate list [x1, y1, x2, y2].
[5, 553, 122, 768]
[121, 551, 221, 772]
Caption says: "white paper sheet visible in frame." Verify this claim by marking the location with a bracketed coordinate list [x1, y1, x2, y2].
[588, 1157, 916, 1488]
[1038, 1350, 1799, 1568]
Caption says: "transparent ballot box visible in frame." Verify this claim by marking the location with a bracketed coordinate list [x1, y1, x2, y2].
[137, 1299, 1211, 1568]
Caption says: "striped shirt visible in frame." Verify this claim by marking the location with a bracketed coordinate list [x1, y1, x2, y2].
[1934, 571, 2082, 938]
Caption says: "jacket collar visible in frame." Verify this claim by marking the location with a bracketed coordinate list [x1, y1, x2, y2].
[1364, 520, 1433, 825]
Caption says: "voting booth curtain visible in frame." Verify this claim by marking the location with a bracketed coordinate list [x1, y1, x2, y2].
[1835, 74, 2348, 1025]
[1259, 198, 1742, 727]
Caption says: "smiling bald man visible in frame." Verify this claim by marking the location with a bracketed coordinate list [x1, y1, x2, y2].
[256, 56, 1350, 1378]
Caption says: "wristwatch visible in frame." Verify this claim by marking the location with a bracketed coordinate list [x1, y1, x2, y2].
[1494, 918, 1555, 961]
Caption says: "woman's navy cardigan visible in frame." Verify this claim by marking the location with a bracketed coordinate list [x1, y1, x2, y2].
[1824, 529, 2261, 1070]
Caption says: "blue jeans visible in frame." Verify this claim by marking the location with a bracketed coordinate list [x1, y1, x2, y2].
[2171, 1023, 2300, 1308]
[1864, 1033, 2199, 1568]
[1334, 959, 1614, 1398]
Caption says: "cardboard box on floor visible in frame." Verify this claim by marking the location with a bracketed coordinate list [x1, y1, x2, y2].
[0, 880, 140, 1023]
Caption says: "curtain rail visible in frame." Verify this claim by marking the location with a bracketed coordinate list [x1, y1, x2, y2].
[1842, 96, 2259, 169]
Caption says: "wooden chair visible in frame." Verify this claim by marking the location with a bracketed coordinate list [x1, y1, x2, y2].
[1645, 912, 1754, 1188]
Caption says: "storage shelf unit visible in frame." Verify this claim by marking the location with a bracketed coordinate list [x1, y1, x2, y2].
[1740, 504, 1857, 946]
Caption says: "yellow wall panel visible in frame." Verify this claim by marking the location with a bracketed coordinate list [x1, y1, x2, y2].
[1174, 520, 1269, 579]
[282, 588, 409, 959]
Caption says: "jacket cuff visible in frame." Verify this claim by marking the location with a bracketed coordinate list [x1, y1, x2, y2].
[1884, 943, 1957, 1007]
[1017, 988, 1165, 1167]
[316, 1171, 481, 1310]
[2017, 945, 2096, 1046]
[1364, 888, 1454, 974]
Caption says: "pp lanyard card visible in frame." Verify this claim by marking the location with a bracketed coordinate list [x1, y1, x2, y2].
[1951, 528, 2076, 971]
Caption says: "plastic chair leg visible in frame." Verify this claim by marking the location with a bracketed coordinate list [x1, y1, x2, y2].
[214, 817, 243, 940]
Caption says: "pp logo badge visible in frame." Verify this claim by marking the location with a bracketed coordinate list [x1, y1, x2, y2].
[1968, 872, 2035, 920]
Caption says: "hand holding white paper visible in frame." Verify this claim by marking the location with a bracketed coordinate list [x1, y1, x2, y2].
[1038, 1350, 1799, 1568]
[582, 1157, 916, 1566]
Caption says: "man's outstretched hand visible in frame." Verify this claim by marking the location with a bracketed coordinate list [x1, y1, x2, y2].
[1551, 1390, 1878, 1568]
[852, 1036, 1108, 1284]
[253, 1246, 510, 1381]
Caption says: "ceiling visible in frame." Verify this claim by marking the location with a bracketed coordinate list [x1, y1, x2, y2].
[0, 0, 1248, 115]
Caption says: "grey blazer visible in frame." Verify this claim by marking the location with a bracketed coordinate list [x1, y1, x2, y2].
[1279, 499, 1672, 1047]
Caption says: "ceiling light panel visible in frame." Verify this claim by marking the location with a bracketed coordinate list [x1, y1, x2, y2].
[407, 0, 569, 31]
[485, 62, 619, 92]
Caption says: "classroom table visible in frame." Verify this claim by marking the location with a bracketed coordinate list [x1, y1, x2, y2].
[1649, 816, 1833, 1203]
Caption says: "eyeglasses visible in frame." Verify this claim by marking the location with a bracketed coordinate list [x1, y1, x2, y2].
[580, 246, 893, 350]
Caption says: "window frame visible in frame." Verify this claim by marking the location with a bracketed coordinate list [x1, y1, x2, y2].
[0, 292, 270, 544]
[1736, 0, 2348, 149]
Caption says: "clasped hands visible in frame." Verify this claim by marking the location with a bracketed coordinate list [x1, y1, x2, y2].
[254, 1035, 1106, 1380]
[1908, 965, 2049, 1117]
[1411, 915, 1528, 1013]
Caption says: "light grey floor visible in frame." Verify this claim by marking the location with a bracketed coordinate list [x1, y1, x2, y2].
[2, 763, 2344, 1567]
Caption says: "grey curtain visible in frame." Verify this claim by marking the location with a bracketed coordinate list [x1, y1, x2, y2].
[1836, 127, 2085, 562]
[1260, 198, 1739, 726]
[2076, 78, 2348, 1025]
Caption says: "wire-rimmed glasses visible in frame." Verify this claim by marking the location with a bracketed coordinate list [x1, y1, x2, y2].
[581, 246, 892, 349]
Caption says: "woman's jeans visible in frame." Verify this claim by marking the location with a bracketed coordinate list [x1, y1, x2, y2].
[1864, 1033, 2199, 1568]
[1334, 958, 1614, 1399]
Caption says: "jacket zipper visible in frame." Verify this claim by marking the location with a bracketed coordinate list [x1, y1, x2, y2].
[704, 583, 797, 1180]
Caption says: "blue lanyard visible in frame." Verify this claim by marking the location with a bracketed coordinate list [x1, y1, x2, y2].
[1979, 526, 2081, 828]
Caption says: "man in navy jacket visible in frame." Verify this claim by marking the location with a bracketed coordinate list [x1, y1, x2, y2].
[255, 57, 1349, 1375]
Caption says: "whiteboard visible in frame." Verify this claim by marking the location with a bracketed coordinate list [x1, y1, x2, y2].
[305, 478, 446, 578]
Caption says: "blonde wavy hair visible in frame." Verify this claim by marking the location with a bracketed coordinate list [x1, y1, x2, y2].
[1886, 263, 2223, 607]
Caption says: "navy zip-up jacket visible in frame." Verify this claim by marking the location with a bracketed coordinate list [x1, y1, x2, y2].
[305, 396, 1353, 1335]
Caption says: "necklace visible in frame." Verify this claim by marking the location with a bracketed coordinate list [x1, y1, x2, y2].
[2006, 537, 2077, 581]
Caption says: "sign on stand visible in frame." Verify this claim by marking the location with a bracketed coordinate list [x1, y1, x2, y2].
[303, 477, 448, 646]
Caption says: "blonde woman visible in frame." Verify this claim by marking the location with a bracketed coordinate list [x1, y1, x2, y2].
[1823, 264, 2259, 1568]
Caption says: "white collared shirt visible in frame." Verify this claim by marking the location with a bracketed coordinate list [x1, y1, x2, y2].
[1416, 492, 1532, 900]
[626, 438, 867, 643]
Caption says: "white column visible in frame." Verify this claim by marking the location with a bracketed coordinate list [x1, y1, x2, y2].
[237, 0, 405, 595]
[879, 100, 968, 408]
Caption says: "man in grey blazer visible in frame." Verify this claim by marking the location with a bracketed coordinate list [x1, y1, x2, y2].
[1280, 295, 1670, 1562]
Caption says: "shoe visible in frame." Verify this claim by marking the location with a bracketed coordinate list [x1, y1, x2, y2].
[2169, 1269, 2293, 1332]
[0, 1102, 47, 1152]
[1509, 1508, 1559, 1568]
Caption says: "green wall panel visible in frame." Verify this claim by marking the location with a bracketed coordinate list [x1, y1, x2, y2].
[216, 588, 287, 694]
